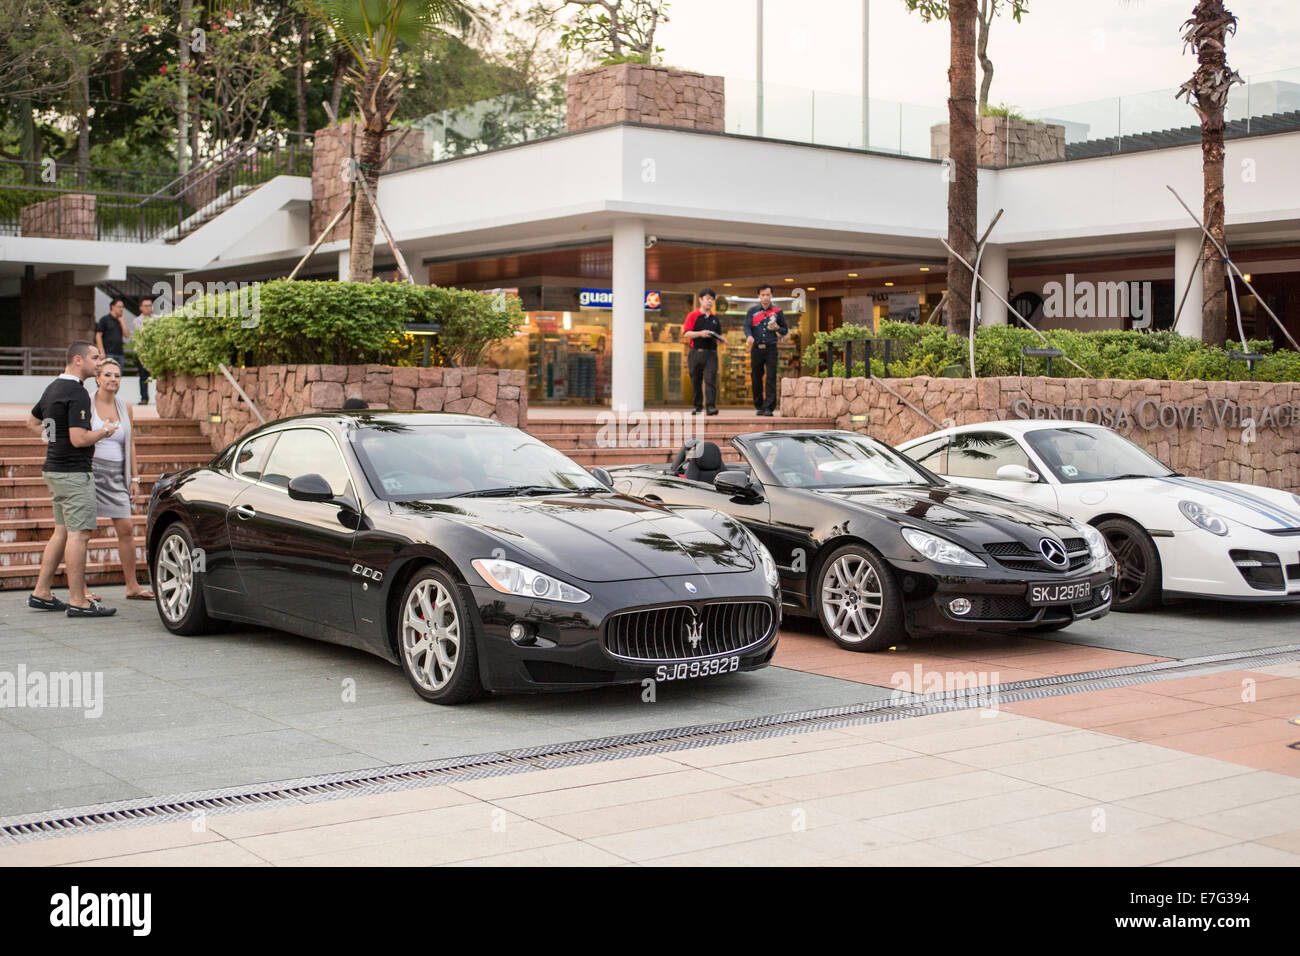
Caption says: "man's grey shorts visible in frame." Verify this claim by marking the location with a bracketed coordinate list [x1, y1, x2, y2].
[43, 471, 97, 532]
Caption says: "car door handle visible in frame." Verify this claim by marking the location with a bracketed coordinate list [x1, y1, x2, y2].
[644, 494, 663, 503]
[234, 504, 256, 520]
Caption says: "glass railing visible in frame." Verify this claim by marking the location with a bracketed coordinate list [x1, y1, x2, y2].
[403, 81, 568, 166]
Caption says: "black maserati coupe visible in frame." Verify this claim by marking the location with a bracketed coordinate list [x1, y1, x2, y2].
[610, 430, 1116, 651]
[145, 412, 781, 703]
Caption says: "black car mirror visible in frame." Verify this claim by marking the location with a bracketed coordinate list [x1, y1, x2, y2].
[589, 466, 613, 489]
[715, 470, 760, 500]
[288, 473, 335, 502]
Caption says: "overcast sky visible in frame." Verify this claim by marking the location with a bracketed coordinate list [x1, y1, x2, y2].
[643, 0, 1300, 109]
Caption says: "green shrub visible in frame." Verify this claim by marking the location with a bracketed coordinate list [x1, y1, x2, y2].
[134, 279, 523, 376]
[802, 322, 1300, 382]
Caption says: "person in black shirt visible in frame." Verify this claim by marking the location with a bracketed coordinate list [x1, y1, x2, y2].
[683, 288, 725, 415]
[26, 341, 118, 617]
[95, 298, 128, 367]
[743, 283, 789, 415]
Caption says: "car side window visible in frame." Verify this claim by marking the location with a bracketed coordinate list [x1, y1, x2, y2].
[906, 436, 949, 474]
[262, 429, 352, 497]
[947, 431, 1035, 480]
[234, 432, 279, 482]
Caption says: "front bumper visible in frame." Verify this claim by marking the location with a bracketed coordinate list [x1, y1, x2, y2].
[467, 571, 781, 693]
[1157, 528, 1300, 602]
[902, 564, 1115, 635]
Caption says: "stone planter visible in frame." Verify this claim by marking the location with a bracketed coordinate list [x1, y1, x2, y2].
[158, 364, 527, 450]
[20, 194, 96, 240]
[931, 116, 1065, 167]
[565, 64, 724, 132]
[782, 375, 1300, 487]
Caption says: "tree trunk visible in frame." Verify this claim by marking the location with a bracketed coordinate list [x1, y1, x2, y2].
[76, 67, 90, 188]
[348, 122, 383, 282]
[329, 50, 349, 121]
[977, 0, 994, 110]
[1200, 117, 1228, 347]
[295, 19, 309, 137]
[19, 98, 39, 184]
[178, 0, 192, 173]
[945, 0, 979, 337]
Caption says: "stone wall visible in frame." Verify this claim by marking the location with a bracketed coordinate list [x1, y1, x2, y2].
[20, 270, 95, 349]
[310, 123, 432, 246]
[566, 64, 724, 132]
[20, 194, 96, 239]
[157, 365, 527, 451]
[783, 375, 1300, 488]
[931, 116, 1065, 167]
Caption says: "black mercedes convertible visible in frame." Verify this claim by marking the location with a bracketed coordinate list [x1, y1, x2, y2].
[610, 430, 1116, 651]
[146, 412, 780, 703]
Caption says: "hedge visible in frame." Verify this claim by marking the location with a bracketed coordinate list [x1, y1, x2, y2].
[133, 279, 523, 376]
[802, 321, 1300, 382]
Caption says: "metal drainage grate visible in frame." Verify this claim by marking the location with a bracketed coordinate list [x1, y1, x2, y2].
[2, 642, 1298, 845]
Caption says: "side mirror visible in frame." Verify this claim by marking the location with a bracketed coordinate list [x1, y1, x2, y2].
[715, 470, 761, 500]
[288, 473, 335, 502]
[996, 464, 1039, 483]
[589, 466, 613, 489]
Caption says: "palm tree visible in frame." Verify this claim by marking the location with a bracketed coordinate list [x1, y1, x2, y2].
[308, 0, 479, 281]
[905, 0, 979, 337]
[1177, 1, 1243, 348]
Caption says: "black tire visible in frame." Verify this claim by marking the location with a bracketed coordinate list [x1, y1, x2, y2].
[1096, 517, 1162, 612]
[814, 542, 906, 652]
[395, 566, 485, 704]
[152, 521, 216, 635]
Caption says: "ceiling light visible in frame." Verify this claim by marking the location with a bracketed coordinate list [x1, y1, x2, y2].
[784, 278, 794, 282]
[848, 273, 859, 278]
[919, 266, 931, 272]
[884, 281, 894, 287]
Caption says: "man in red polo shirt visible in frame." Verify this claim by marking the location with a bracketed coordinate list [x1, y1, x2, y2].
[683, 288, 724, 415]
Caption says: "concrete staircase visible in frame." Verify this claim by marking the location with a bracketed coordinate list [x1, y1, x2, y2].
[0, 417, 214, 591]
[523, 412, 836, 468]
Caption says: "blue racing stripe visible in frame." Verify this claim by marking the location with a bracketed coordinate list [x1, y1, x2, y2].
[1158, 475, 1300, 528]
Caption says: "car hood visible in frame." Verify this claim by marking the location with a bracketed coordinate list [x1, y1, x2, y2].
[810, 482, 1079, 546]
[1106, 475, 1300, 532]
[393, 494, 755, 582]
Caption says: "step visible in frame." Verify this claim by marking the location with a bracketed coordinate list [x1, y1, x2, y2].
[0, 456, 209, 479]
[0, 417, 204, 437]
[0, 515, 145, 543]
[1, 561, 138, 590]
[0, 536, 146, 569]
[0, 474, 164, 500]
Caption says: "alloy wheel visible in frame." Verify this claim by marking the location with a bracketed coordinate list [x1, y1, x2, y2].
[821, 552, 884, 644]
[1104, 528, 1146, 602]
[156, 532, 194, 623]
[402, 579, 461, 692]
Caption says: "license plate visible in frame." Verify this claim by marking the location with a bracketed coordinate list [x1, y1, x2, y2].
[1028, 581, 1091, 605]
[655, 657, 740, 682]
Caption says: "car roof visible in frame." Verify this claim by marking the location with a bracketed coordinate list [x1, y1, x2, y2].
[900, 420, 1111, 441]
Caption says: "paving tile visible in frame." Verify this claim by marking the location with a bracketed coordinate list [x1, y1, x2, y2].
[494, 768, 736, 821]
[1153, 842, 1300, 866]
[0, 820, 221, 866]
[449, 755, 686, 801]
[1115, 770, 1300, 819]
[928, 804, 1170, 863]
[991, 821, 1239, 866]
[64, 841, 267, 867]
[1051, 754, 1256, 802]
[868, 786, 1094, 840]
[447, 842, 627, 867]
[1183, 793, 1300, 840]
[208, 787, 476, 840]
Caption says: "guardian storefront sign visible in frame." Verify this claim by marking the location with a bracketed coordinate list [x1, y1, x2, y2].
[1011, 397, 1300, 430]
[579, 288, 661, 310]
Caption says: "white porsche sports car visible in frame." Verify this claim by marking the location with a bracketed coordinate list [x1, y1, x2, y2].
[897, 421, 1300, 612]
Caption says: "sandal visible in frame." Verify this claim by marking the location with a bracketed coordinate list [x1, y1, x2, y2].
[126, 589, 155, 601]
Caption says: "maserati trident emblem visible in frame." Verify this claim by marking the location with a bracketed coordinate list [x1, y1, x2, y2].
[684, 582, 697, 593]
[1038, 537, 1069, 569]
[685, 610, 703, 649]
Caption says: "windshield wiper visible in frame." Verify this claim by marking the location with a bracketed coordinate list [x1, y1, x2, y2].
[1099, 473, 1162, 482]
[453, 485, 606, 498]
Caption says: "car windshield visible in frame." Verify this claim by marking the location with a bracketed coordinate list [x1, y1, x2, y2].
[1022, 427, 1175, 483]
[351, 423, 603, 500]
[751, 433, 932, 488]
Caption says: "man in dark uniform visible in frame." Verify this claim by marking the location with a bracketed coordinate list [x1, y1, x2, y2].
[744, 283, 788, 416]
[683, 288, 724, 415]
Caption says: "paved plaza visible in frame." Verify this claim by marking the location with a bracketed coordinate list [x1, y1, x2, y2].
[1, 588, 1297, 866]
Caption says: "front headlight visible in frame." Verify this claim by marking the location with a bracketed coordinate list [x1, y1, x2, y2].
[1075, 521, 1110, 561]
[738, 525, 780, 589]
[901, 527, 987, 567]
[1178, 500, 1229, 537]
[471, 558, 591, 603]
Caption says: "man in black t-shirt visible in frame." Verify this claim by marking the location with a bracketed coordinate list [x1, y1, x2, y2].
[95, 298, 128, 366]
[26, 341, 118, 617]
[683, 288, 725, 414]
[743, 283, 788, 415]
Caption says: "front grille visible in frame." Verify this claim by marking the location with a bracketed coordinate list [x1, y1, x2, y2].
[1231, 550, 1285, 591]
[604, 601, 774, 662]
[985, 538, 1090, 573]
[963, 595, 1035, 621]
[1073, 586, 1110, 613]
